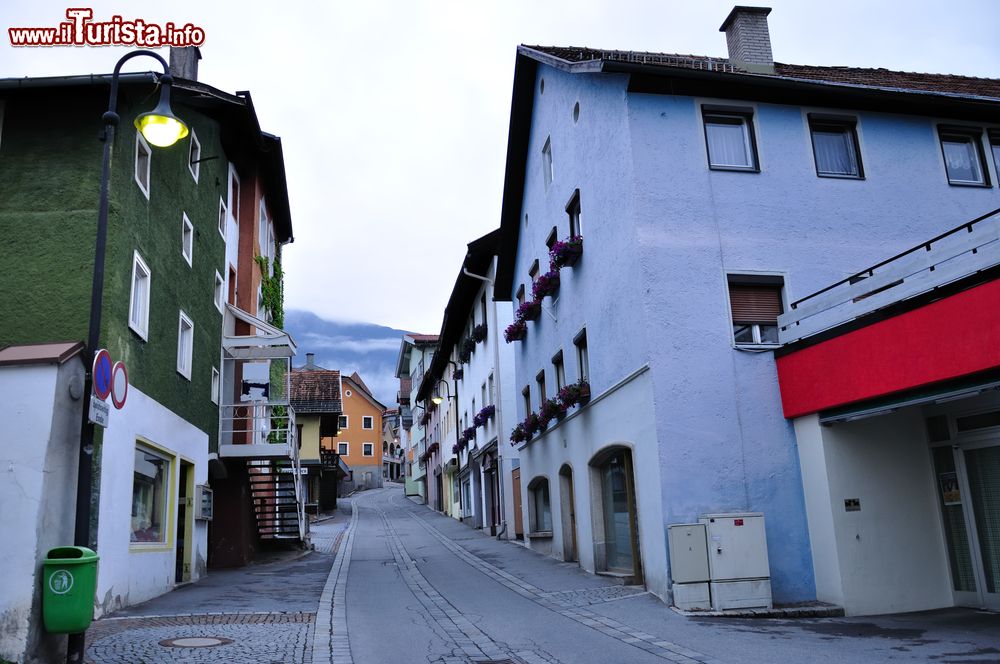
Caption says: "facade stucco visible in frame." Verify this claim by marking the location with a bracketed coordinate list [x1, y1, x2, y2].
[507, 59, 1000, 605]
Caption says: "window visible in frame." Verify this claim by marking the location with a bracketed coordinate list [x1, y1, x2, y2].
[188, 129, 201, 182]
[131, 445, 169, 543]
[516, 284, 525, 306]
[228, 266, 237, 305]
[480, 294, 488, 328]
[177, 311, 194, 379]
[536, 370, 546, 402]
[703, 108, 758, 171]
[529, 259, 539, 283]
[363, 416, 374, 429]
[541, 136, 553, 189]
[522, 385, 532, 417]
[211, 367, 220, 404]
[0, 100, 5, 152]
[529, 478, 552, 532]
[338, 442, 349, 455]
[546, 227, 558, 250]
[218, 197, 227, 239]
[181, 213, 193, 266]
[728, 275, 784, 346]
[567, 189, 582, 237]
[214, 272, 225, 313]
[488, 373, 495, 406]
[552, 351, 565, 392]
[939, 127, 989, 186]
[339, 415, 349, 430]
[128, 251, 151, 340]
[363, 442, 374, 456]
[809, 116, 862, 178]
[134, 132, 151, 198]
[574, 329, 589, 383]
[229, 165, 240, 224]
[259, 198, 269, 258]
[991, 131, 1000, 179]
[481, 382, 487, 409]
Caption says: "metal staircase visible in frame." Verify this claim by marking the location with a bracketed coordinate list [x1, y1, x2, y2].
[248, 457, 305, 540]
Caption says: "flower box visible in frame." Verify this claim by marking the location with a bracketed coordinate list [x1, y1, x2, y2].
[510, 423, 526, 445]
[478, 404, 496, 421]
[518, 300, 542, 321]
[531, 271, 561, 300]
[472, 323, 488, 343]
[504, 319, 527, 343]
[550, 235, 583, 269]
[557, 380, 592, 409]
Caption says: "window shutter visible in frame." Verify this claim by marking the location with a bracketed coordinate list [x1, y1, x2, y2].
[729, 285, 782, 323]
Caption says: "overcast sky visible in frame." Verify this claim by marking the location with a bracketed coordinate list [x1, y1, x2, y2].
[3, 0, 998, 333]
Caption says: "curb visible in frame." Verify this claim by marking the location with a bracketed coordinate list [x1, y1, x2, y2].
[672, 604, 845, 619]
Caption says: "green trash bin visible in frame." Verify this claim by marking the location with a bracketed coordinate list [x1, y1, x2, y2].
[42, 546, 99, 634]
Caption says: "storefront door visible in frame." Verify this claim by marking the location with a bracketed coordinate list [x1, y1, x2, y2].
[934, 433, 1000, 610]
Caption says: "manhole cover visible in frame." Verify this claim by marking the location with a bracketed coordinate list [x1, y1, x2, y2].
[159, 636, 234, 648]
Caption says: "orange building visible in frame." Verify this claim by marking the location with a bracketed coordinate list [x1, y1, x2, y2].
[324, 372, 385, 492]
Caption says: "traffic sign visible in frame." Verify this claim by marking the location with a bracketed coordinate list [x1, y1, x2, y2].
[89, 398, 110, 428]
[111, 361, 128, 410]
[93, 349, 112, 401]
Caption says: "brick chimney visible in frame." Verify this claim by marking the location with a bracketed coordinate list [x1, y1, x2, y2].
[168, 46, 202, 80]
[720, 6, 774, 74]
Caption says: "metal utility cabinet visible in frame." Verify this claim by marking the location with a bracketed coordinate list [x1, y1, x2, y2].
[667, 523, 711, 610]
[699, 512, 772, 610]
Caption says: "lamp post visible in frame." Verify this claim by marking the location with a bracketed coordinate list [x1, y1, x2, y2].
[68, 50, 188, 664]
[432, 369, 461, 514]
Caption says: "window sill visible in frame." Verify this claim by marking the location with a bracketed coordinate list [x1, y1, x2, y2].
[527, 530, 553, 539]
[946, 180, 990, 188]
[708, 165, 759, 173]
[817, 173, 864, 180]
[734, 343, 780, 352]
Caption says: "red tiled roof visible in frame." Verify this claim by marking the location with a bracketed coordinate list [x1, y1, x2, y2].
[408, 333, 439, 343]
[522, 45, 1000, 100]
[290, 369, 342, 414]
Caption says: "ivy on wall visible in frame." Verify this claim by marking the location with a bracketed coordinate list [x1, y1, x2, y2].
[254, 254, 285, 328]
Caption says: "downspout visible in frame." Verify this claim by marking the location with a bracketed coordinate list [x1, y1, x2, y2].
[446, 360, 461, 517]
[462, 262, 507, 538]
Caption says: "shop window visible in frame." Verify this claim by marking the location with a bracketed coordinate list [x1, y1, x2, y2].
[131, 445, 169, 544]
[528, 477, 552, 532]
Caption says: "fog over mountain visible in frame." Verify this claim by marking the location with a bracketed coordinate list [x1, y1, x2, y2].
[284, 310, 414, 408]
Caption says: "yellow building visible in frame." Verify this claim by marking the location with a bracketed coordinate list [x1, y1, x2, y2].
[325, 372, 385, 492]
[290, 359, 345, 513]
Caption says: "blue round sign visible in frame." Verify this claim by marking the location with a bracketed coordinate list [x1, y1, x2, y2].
[93, 349, 112, 401]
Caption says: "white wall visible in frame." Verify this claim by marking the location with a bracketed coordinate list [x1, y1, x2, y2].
[795, 409, 953, 615]
[95, 385, 209, 616]
[517, 367, 670, 600]
[0, 359, 83, 663]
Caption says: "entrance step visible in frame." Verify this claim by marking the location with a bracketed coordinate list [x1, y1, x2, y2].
[595, 571, 638, 585]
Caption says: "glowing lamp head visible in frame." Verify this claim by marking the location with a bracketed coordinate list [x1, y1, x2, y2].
[431, 395, 444, 405]
[133, 76, 188, 148]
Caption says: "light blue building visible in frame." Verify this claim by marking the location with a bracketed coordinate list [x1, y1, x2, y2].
[494, 6, 1000, 608]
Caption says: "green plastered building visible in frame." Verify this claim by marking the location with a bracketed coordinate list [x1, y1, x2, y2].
[0, 48, 295, 650]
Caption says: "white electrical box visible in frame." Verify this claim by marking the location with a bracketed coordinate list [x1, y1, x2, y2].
[667, 523, 712, 611]
[667, 524, 709, 583]
[194, 484, 214, 521]
[699, 512, 771, 610]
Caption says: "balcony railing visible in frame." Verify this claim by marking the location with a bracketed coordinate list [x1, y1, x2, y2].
[779, 208, 1000, 345]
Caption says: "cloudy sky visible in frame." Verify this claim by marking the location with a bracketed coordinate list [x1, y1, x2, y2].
[3, 0, 998, 333]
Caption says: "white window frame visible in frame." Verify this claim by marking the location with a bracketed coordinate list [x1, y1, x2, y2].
[0, 100, 5, 152]
[181, 212, 193, 267]
[702, 107, 758, 172]
[362, 416, 374, 430]
[228, 164, 240, 226]
[187, 129, 201, 182]
[176, 310, 194, 380]
[128, 251, 151, 341]
[339, 415, 349, 430]
[214, 271, 225, 314]
[134, 132, 151, 199]
[938, 127, 989, 187]
[217, 197, 227, 240]
[211, 367, 220, 404]
[338, 441, 349, 456]
[541, 136, 553, 189]
[258, 197, 269, 258]
[725, 272, 787, 349]
[363, 442, 374, 457]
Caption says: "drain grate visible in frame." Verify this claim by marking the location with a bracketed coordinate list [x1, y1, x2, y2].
[159, 636, 234, 648]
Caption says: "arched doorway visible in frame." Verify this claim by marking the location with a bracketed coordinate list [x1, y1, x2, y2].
[590, 446, 642, 583]
[559, 464, 578, 562]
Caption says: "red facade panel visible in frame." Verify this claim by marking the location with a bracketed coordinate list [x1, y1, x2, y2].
[776, 278, 1000, 419]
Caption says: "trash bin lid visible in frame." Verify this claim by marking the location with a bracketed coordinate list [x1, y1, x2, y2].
[45, 546, 99, 564]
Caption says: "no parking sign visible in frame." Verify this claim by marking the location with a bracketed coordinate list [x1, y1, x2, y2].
[88, 349, 129, 428]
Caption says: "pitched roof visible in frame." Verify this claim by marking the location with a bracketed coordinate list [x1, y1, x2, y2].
[290, 369, 342, 414]
[342, 372, 386, 411]
[349, 371, 371, 395]
[407, 334, 440, 344]
[521, 45, 1000, 100]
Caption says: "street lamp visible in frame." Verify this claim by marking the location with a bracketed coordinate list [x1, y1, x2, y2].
[68, 49, 188, 664]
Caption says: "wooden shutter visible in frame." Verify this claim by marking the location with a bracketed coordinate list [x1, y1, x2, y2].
[729, 284, 782, 324]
